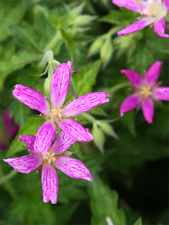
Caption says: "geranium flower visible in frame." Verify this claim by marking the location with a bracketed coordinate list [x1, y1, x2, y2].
[0, 109, 19, 150]
[13, 61, 109, 142]
[120, 61, 169, 123]
[4, 120, 93, 204]
[112, 0, 169, 38]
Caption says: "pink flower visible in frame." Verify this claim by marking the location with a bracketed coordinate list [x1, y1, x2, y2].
[13, 61, 109, 142]
[0, 109, 19, 150]
[4, 120, 93, 204]
[120, 61, 169, 123]
[112, 0, 169, 38]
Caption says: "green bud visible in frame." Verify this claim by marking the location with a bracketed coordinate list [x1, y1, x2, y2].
[88, 37, 104, 57]
[100, 36, 113, 68]
[99, 122, 119, 140]
[73, 15, 96, 26]
[92, 122, 105, 154]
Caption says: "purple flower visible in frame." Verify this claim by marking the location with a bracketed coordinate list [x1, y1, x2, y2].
[120, 61, 169, 123]
[112, 0, 169, 38]
[13, 61, 109, 142]
[0, 109, 19, 150]
[4, 120, 93, 204]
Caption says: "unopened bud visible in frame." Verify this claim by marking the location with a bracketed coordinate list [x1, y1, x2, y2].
[99, 122, 119, 140]
[92, 122, 105, 154]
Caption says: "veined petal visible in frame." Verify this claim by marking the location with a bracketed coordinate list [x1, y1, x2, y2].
[120, 93, 141, 116]
[113, 0, 147, 13]
[61, 92, 109, 117]
[118, 18, 154, 35]
[18, 135, 36, 153]
[13, 85, 50, 116]
[121, 70, 143, 88]
[34, 121, 56, 157]
[144, 61, 163, 86]
[58, 119, 93, 142]
[164, 0, 169, 10]
[42, 163, 58, 204]
[141, 97, 154, 123]
[3, 155, 42, 174]
[50, 131, 76, 155]
[53, 156, 93, 182]
[50, 61, 71, 108]
[154, 18, 169, 38]
[152, 87, 169, 100]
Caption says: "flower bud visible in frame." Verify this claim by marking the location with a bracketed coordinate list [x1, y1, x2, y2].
[92, 122, 105, 154]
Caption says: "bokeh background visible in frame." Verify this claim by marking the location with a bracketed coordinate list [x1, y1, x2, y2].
[0, 0, 169, 224]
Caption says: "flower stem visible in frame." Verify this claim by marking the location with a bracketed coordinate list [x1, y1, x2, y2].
[44, 31, 61, 52]
[82, 113, 97, 123]
[0, 168, 18, 199]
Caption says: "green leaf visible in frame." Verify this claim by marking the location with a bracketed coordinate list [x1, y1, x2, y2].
[134, 218, 142, 225]
[89, 175, 126, 225]
[0, 1, 24, 42]
[0, 42, 38, 91]
[73, 59, 101, 96]
[7, 117, 44, 157]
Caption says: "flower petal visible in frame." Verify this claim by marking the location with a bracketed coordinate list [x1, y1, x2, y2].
[18, 135, 36, 153]
[3, 155, 42, 174]
[120, 93, 141, 116]
[13, 85, 50, 116]
[144, 61, 163, 86]
[121, 70, 143, 88]
[50, 61, 71, 108]
[42, 163, 58, 204]
[58, 119, 93, 142]
[154, 17, 169, 38]
[141, 97, 154, 123]
[112, 0, 147, 13]
[118, 18, 154, 35]
[152, 87, 169, 101]
[50, 131, 76, 155]
[2, 109, 13, 128]
[9, 124, 19, 139]
[34, 120, 56, 157]
[53, 156, 93, 182]
[61, 92, 109, 117]
[164, 0, 169, 10]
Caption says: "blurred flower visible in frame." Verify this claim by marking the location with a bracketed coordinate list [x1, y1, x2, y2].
[106, 217, 114, 225]
[113, 0, 169, 38]
[4, 121, 93, 204]
[120, 61, 169, 123]
[13, 61, 109, 142]
[0, 109, 19, 150]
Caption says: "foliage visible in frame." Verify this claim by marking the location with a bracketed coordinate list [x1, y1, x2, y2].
[0, 0, 168, 225]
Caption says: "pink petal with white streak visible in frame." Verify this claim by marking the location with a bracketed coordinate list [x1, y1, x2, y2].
[152, 87, 169, 101]
[13, 85, 50, 116]
[3, 155, 42, 174]
[58, 119, 93, 142]
[121, 69, 143, 88]
[120, 93, 141, 116]
[34, 120, 56, 157]
[18, 135, 36, 153]
[42, 163, 58, 204]
[50, 61, 71, 108]
[50, 131, 76, 155]
[61, 92, 109, 117]
[141, 97, 154, 123]
[112, 0, 147, 13]
[164, 0, 169, 11]
[53, 156, 93, 182]
[118, 18, 154, 35]
[154, 18, 169, 38]
[144, 61, 163, 86]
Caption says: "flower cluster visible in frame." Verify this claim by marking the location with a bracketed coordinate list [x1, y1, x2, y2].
[113, 0, 169, 38]
[4, 61, 109, 204]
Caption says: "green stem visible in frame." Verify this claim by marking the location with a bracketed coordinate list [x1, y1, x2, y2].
[0, 168, 18, 199]
[82, 113, 97, 123]
[109, 82, 131, 93]
[44, 31, 61, 52]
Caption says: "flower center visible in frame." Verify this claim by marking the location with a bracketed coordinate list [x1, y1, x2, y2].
[44, 152, 56, 164]
[145, 1, 166, 18]
[51, 105, 62, 121]
[140, 85, 152, 98]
